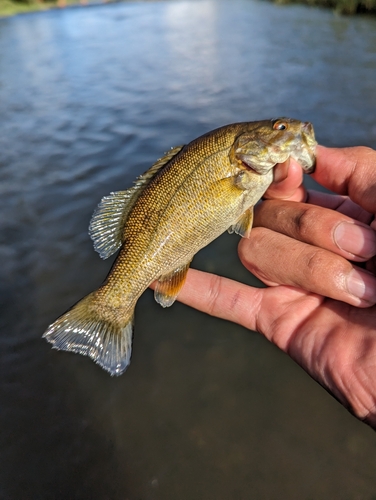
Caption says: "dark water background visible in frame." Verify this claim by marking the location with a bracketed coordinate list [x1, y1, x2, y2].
[1, 0, 376, 498]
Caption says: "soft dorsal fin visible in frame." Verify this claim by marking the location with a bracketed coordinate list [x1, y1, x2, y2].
[89, 145, 185, 259]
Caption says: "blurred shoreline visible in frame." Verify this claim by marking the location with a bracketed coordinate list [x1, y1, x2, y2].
[277, 0, 376, 15]
[0, 0, 375, 19]
[0, 0, 157, 19]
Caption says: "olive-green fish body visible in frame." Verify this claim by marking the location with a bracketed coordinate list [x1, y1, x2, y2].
[43, 118, 317, 375]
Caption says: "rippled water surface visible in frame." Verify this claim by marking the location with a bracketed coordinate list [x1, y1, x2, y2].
[1, 1, 376, 498]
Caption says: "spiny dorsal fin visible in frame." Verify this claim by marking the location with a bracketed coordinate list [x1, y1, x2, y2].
[145, 145, 185, 177]
[89, 145, 185, 259]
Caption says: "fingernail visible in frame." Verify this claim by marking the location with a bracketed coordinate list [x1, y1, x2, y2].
[334, 222, 376, 259]
[347, 268, 376, 304]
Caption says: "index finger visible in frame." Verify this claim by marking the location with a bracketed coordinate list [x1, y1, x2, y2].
[313, 145, 376, 214]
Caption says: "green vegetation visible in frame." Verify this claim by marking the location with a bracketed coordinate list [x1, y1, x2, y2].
[275, 0, 376, 14]
[0, 0, 45, 17]
[0, 0, 97, 17]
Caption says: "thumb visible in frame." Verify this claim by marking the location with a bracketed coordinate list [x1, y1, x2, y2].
[264, 159, 307, 202]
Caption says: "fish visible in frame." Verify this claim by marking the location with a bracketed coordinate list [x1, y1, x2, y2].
[43, 118, 317, 376]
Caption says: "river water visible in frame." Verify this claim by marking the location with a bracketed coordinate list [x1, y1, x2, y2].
[1, 0, 376, 498]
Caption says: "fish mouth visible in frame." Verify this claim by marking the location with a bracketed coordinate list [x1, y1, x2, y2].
[238, 156, 263, 174]
[241, 160, 257, 171]
[302, 159, 316, 174]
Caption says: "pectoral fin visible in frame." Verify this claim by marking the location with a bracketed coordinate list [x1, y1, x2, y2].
[154, 262, 191, 308]
[228, 208, 254, 238]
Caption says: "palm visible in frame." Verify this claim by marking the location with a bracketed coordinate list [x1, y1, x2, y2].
[179, 266, 376, 428]
[256, 286, 376, 427]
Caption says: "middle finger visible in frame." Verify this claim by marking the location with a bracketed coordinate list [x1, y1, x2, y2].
[254, 200, 376, 262]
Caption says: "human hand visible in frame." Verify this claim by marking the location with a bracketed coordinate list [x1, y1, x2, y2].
[173, 145, 376, 428]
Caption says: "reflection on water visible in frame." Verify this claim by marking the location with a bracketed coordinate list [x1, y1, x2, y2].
[1, 0, 376, 498]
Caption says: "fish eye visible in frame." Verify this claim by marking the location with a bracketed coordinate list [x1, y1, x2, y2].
[273, 121, 288, 131]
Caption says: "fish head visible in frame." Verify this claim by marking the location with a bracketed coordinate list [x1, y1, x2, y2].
[232, 118, 317, 175]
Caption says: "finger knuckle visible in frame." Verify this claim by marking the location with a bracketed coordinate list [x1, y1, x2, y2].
[239, 228, 267, 261]
[207, 274, 223, 316]
[305, 248, 329, 275]
[293, 207, 317, 239]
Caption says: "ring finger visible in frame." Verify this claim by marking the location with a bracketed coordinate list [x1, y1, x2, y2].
[239, 228, 376, 308]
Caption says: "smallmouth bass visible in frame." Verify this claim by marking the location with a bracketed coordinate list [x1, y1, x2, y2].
[43, 118, 317, 375]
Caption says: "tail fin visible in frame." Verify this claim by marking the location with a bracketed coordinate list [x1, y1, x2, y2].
[43, 292, 134, 376]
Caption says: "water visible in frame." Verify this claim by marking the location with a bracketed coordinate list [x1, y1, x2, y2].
[1, 0, 376, 498]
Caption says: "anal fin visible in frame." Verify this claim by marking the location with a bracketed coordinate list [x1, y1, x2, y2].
[154, 262, 191, 308]
[228, 207, 254, 238]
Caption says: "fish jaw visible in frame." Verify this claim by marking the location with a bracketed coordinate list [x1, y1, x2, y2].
[233, 118, 317, 175]
[270, 118, 317, 173]
[292, 121, 317, 173]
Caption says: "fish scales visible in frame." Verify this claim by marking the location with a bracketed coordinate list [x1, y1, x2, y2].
[43, 118, 317, 375]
